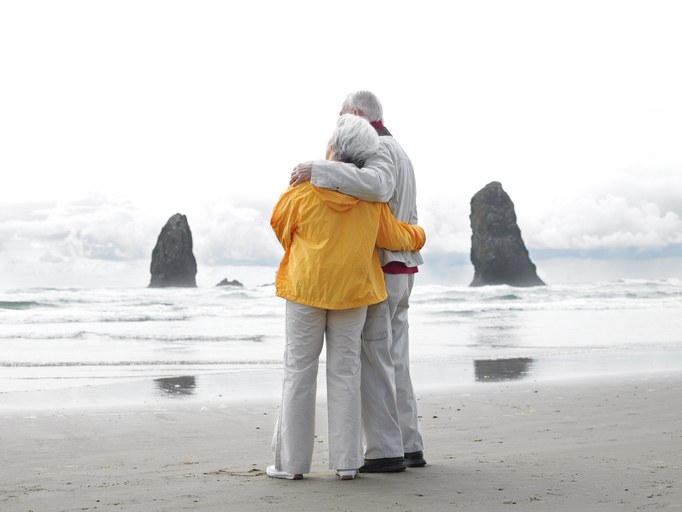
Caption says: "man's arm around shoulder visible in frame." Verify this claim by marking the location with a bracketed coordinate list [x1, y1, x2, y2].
[291, 144, 395, 203]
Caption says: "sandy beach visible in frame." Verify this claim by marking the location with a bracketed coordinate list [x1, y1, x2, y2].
[1, 368, 681, 512]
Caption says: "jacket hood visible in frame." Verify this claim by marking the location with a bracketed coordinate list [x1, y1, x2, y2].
[312, 186, 359, 212]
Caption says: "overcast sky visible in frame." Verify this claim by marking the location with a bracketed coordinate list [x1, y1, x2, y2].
[1, 1, 681, 287]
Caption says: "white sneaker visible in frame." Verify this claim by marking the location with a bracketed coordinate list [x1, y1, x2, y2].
[335, 469, 358, 480]
[266, 464, 303, 480]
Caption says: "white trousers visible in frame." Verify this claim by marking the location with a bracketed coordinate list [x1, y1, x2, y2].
[361, 273, 423, 458]
[272, 301, 366, 474]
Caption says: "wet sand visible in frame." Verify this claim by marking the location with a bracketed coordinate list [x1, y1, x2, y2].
[1, 370, 681, 511]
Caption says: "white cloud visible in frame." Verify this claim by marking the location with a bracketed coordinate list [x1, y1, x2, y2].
[192, 202, 281, 266]
[3, 173, 682, 287]
[0, 194, 283, 287]
[418, 199, 471, 256]
[524, 186, 682, 252]
[416, 168, 682, 256]
[0, 195, 152, 262]
[2, 181, 682, 287]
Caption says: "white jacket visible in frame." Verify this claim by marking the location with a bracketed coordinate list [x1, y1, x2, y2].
[311, 133, 423, 268]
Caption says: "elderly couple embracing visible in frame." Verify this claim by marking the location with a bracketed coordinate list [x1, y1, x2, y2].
[267, 91, 426, 481]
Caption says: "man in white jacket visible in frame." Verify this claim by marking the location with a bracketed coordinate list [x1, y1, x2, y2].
[290, 91, 425, 472]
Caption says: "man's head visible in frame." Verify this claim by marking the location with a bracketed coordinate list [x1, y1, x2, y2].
[339, 90, 383, 123]
[329, 114, 379, 167]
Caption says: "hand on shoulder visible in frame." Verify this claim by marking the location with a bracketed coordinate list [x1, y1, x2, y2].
[290, 162, 312, 186]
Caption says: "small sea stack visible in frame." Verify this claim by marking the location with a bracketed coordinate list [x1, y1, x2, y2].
[149, 213, 197, 288]
[216, 278, 243, 287]
[469, 181, 545, 287]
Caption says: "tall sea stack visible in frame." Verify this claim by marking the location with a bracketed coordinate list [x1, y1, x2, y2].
[149, 213, 197, 288]
[469, 182, 545, 287]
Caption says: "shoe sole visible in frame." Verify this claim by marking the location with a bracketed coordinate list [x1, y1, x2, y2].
[404, 460, 427, 468]
[358, 465, 406, 473]
[266, 468, 304, 480]
[268, 474, 303, 480]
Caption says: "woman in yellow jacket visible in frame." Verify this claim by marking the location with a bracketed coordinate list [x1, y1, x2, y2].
[267, 115, 425, 481]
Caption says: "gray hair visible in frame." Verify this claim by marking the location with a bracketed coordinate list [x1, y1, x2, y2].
[343, 90, 383, 123]
[330, 114, 379, 167]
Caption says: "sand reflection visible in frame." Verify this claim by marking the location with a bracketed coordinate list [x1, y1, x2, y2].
[154, 376, 197, 397]
[474, 357, 535, 382]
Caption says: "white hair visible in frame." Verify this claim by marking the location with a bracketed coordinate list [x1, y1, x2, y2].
[343, 90, 384, 122]
[330, 114, 379, 167]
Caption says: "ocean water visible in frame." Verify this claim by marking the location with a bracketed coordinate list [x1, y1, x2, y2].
[1, 279, 682, 399]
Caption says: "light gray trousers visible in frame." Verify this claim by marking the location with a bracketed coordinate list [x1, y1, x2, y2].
[361, 273, 423, 458]
[272, 301, 366, 474]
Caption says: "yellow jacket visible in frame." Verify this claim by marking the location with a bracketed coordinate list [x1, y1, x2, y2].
[271, 183, 426, 310]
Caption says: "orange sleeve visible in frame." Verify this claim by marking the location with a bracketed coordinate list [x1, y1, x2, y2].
[376, 204, 426, 252]
[270, 187, 299, 251]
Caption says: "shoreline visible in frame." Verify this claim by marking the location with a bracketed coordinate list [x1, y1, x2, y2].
[3, 346, 682, 412]
[1, 370, 681, 510]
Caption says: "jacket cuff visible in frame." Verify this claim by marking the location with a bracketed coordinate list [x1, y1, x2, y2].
[311, 161, 342, 191]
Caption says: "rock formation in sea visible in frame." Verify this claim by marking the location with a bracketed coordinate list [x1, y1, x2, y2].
[149, 213, 197, 288]
[216, 278, 243, 287]
[469, 181, 545, 287]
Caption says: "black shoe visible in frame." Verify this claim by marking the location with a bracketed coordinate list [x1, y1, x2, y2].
[404, 450, 426, 467]
[359, 457, 407, 473]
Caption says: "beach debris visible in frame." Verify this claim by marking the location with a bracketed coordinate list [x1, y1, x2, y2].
[149, 213, 197, 288]
[469, 181, 545, 287]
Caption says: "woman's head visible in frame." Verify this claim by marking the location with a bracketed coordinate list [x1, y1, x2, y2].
[328, 114, 379, 167]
